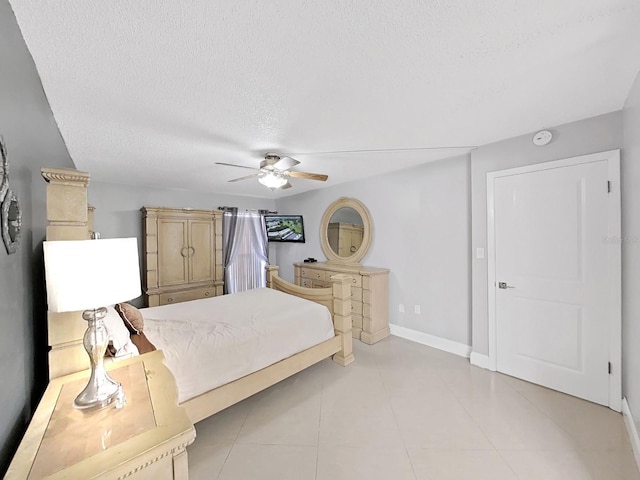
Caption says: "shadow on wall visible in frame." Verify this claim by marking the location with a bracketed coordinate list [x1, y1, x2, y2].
[30, 241, 48, 402]
[0, 403, 31, 476]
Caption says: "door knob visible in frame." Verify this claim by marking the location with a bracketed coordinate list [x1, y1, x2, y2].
[498, 282, 515, 289]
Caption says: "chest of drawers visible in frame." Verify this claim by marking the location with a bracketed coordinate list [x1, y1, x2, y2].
[294, 262, 390, 344]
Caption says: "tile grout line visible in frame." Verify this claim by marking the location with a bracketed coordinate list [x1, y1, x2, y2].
[314, 371, 325, 480]
[438, 369, 523, 480]
[375, 356, 419, 480]
[216, 399, 256, 480]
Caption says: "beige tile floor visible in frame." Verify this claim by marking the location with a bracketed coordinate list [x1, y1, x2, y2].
[188, 336, 640, 480]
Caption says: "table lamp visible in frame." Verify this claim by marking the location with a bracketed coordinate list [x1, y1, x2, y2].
[43, 237, 141, 409]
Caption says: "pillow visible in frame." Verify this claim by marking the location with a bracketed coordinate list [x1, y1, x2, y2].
[115, 303, 144, 334]
[114, 340, 140, 358]
[102, 305, 132, 351]
[105, 340, 140, 359]
[130, 331, 157, 355]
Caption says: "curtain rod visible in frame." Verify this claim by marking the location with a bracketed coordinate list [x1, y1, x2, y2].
[218, 206, 277, 214]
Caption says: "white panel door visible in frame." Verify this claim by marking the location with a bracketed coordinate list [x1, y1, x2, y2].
[493, 159, 611, 405]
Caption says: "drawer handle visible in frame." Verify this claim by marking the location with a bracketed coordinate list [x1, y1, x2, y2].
[180, 247, 188, 257]
[352, 278, 357, 283]
[167, 298, 173, 303]
[204, 291, 210, 297]
[316, 273, 321, 278]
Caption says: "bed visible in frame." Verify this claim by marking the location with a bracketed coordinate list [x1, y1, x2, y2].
[41, 166, 354, 424]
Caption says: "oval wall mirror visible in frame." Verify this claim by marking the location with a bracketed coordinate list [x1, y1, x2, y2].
[320, 197, 372, 265]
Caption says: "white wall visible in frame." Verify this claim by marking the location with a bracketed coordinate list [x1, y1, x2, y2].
[622, 70, 640, 419]
[275, 155, 471, 346]
[470, 111, 623, 356]
[88, 181, 277, 305]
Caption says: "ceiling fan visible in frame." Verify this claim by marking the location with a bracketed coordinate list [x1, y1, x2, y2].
[215, 154, 328, 190]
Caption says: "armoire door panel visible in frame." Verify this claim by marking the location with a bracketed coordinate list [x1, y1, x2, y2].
[189, 220, 214, 283]
[157, 219, 189, 287]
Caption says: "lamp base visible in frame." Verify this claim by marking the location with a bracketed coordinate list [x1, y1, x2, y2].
[74, 307, 122, 410]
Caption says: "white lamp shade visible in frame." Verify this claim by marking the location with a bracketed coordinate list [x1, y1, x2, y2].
[43, 238, 141, 313]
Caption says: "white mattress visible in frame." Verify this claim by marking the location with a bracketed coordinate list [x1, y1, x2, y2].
[141, 288, 334, 403]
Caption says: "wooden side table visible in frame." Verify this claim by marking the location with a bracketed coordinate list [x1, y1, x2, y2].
[6, 350, 196, 479]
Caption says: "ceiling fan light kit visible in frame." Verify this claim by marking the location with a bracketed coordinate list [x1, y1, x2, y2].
[216, 153, 328, 191]
[258, 171, 288, 189]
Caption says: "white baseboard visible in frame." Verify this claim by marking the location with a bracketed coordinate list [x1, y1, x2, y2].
[470, 352, 491, 370]
[622, 398, 640, 473]
[389, 324, 471, 358]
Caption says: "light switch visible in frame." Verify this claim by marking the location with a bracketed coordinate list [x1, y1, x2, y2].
[476, 247, 485, 259]
[399, 304, 405, 313]
[414, 305, 421, 314]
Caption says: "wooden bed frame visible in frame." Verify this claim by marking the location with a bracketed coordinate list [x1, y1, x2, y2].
[41, 166, 354, 424]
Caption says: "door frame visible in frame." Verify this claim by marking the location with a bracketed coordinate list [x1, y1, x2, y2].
[486, 149, 621, 410]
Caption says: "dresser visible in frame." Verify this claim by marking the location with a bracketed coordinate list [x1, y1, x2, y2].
[295, 261, 390, 344]
[142, 206, 224, 306]
[6, 351, 196, 479]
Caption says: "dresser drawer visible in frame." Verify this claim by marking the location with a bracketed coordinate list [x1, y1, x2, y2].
[300, 277, 330, 289]
[326, 271, 362, 288]
[350, 300, 363, 315]
[159, 286, 214, 305]
[347, 274, 362, 288]
[351, 313, 363, 330]
[351, 286, 363, 301]
[363, 289, 371, 304]
[301, 267, 325, 282]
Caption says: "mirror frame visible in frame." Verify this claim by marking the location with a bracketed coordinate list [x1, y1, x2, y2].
[320, 197, 372, 265]
[0, 137, 21, 255]
[2, 189, 21, 254]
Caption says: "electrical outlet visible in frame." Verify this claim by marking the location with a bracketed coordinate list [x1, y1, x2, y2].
[399, 304, 405, 313]
[414, 305, 421, 314]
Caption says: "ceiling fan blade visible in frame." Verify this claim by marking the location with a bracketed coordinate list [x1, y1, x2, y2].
[215, 162, 259, 171]
[273, 156, 300, 171]
[288, 171, 328, 182]
[281, 181, 293, 189]
[228, 173, 260, 182]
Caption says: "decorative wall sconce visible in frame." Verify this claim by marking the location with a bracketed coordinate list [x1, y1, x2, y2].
[0, 138, 22, 254]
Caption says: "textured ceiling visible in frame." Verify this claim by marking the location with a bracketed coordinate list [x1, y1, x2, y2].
[9, 0, 640, 198]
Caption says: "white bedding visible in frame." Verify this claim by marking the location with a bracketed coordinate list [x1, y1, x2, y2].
[141, 288, 335, 403]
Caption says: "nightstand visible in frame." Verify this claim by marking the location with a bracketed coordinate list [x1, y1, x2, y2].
[6, 350, 196, 479]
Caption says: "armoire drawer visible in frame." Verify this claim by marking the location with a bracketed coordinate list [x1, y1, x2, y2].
[159, 286, 214, 305]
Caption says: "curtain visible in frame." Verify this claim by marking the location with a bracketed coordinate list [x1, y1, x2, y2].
[223, 210, 268, 294]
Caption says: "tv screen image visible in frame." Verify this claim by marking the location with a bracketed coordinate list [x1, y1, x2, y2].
[265, 215, 305, 242]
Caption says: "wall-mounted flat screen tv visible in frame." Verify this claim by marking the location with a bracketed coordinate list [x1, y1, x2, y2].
[265, 215, 305, 242]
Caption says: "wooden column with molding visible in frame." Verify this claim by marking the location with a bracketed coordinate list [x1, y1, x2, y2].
[41, 167, 92, 379]
[329, 274, 354, 366]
